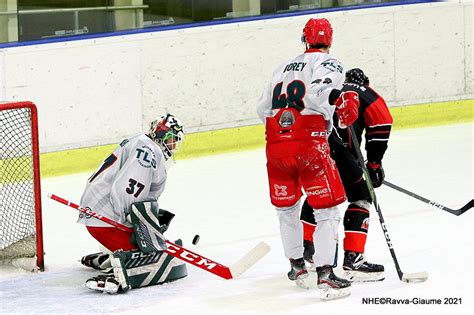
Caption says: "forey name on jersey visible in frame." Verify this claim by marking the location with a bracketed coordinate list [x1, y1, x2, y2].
[283, 62, 307, 73]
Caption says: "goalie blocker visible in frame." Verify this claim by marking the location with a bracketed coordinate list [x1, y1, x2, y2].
[85, 200, 188, 294]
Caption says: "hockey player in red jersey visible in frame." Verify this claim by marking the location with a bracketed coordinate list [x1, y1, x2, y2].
[257, 18, 359, 300]
[78, 114, 188, 293]
[300, 68, 393, 282]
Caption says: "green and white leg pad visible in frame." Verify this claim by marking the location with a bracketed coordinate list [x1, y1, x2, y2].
[85, 240, 187, 294]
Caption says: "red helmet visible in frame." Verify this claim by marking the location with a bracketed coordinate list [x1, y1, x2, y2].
[302, 18, 333, 47]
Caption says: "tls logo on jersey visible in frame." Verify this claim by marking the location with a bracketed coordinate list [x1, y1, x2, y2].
[321, 59, 343, 73]
[136, 146, 157, 168]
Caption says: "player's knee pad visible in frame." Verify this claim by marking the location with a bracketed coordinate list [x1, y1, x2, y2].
[343, 202, 370, 253]
[313, 206, 341, 223]
[110, 239, 188, 291]
[351, 199, 371, 210]
[276, 201, 301, 226]
[345, 178, 372, 204]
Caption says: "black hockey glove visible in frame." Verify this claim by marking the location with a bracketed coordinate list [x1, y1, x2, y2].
[366, 162, 385, 188]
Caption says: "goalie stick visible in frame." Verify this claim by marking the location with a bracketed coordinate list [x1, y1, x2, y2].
[348, 127, 428, 283]
[383, 180, 473, 216]
[48, 193, 270, 280]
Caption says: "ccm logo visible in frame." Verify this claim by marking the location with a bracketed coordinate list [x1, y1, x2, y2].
[167, 243, 217, 270]
[311, 131, 328, 137]
[83, 207, 103, 219]
[381, 223, 393, 249]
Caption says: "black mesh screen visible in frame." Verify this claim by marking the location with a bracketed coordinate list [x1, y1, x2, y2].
[0, 106, 36, 260]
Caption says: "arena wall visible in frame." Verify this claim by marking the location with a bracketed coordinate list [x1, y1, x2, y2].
[0, 0, 472, 176]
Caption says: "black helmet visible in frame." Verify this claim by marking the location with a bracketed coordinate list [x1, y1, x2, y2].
[345, 68, 369, 86]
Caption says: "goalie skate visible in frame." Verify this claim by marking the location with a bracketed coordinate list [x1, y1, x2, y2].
[317, 265, 351, 301]
[342, 252, 384, 282]
[81, 252, 111, 270]
[85, 274, 127, 294]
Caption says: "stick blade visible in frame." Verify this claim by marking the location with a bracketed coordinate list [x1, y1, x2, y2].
[229, 241, 270, 279]
[459, 199, 473, 213]
[402, 271, 428, 283]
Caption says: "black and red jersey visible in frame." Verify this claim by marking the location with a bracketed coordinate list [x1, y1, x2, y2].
[332, 83, 393, 164]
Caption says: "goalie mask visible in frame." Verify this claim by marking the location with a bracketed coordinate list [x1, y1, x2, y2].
[148, 114, 184, 160]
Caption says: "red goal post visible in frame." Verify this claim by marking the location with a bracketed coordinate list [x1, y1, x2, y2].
[0, 101, 44, 271]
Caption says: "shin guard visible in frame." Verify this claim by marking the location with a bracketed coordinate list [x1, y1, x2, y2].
[276, 202, 304, 260]
[343, 203, 370, 253]
[313, 207, 340, 267]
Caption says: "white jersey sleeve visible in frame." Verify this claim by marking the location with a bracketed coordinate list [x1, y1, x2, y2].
[78, 134, 167, 227]
[256, 80, 273, 123]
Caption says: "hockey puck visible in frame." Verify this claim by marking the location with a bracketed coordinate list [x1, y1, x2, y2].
[192, 234, 200, 245]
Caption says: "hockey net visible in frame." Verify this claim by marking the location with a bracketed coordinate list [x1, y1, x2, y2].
[0, 101, 44, 271]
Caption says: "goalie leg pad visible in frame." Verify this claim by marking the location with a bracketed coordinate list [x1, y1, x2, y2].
[116, 239, 188, 291]
[85, 240, 188, 293]
[129, 200, 168, 252]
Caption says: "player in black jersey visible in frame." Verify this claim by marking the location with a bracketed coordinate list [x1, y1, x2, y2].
[300, 68, 393, 282]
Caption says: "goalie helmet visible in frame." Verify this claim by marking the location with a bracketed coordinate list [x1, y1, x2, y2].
[148, 114, 184, 160]
[302, 18, 333, 47]
[345, 68, 370, 86]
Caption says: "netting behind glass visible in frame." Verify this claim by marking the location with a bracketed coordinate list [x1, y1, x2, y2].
[0, 105, 37, 262]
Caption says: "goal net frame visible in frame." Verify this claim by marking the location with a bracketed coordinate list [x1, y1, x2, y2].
[0, 101, 44, 271]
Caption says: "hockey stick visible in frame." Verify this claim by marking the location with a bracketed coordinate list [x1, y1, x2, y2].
[383, 180, 473, 216]
[348, 127, 428, 283]
[48, 193, 270, 280]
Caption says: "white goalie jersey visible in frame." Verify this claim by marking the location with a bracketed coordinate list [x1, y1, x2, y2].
[78, 134, 167, 227]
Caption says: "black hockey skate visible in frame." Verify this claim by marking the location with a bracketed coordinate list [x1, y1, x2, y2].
[81, 252, 111, 271]
[85, 274, 128, 294]
[342, 251, 385, 282]
[316, 265, 351, 300]
[288, 258, 309, 289]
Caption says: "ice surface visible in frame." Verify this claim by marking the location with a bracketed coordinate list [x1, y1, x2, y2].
[1, 123, 472, 314]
